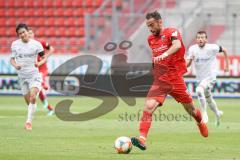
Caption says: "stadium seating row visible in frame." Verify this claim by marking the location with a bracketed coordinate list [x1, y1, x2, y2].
[0, 26, 87, 37]
[0, 8, 91, 17]
[0, 0, 105, 8]
[0, 17, 87, 27]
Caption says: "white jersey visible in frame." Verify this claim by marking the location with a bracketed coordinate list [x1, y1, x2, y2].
[187, 43, 221, 82]
[11, 39, 44, 79]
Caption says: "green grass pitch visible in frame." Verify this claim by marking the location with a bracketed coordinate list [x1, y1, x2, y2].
[0, 96, 239, 160]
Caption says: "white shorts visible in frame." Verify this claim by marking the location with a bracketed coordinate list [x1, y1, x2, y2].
[19, 76, 42, 95]
[198, 78, 216, 91]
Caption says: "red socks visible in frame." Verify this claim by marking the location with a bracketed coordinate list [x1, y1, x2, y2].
[193, 108, 202, 123]
[39, 90, 46, 102]
[139, 111, 153, 138]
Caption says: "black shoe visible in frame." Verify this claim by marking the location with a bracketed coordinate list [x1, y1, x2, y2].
[131, 137, 146, 150]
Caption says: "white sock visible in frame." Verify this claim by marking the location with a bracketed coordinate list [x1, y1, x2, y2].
[26, 103, 37, 123]
[196, 86, 208, 123]
[206, 96, 220, 117]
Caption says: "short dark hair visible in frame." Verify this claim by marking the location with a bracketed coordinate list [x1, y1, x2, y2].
[16, 23, 29, 33]
[196, 31, 207, 38]
[146, 11, 162, 20]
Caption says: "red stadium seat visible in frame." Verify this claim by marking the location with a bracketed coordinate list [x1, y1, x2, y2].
[74, 27, 84, 37]
[73, 8, 84, 17]
[69, 47, 79, 53]
[47, 38, 57, 46]
[85, 0, 93, 7]
[62, 0, 73, 7]
[64, 27, 72, 37]
[54, 18, 64, 26]
[24, 0, 34, 7]
[0, 8, 4, 16]
[63, 9, 74, 17]
[55, 38, 65, 46]
[54, 8, 64, 17]
[6, 27, 16, 37]
[53, 0, 63, 7]
[6, 18, 16, 26]
[34, 27, 45, 37]
[0, 27, 5, 36]
[5, 0, 14, 7]
[95, 0, 103, 7]
[44, 8, 54, 17]
[45, 17, 55, 26]
[34, 8, 44, 17]
[34, 18, 45, 26]
[43, 0, 54, 7]
[15, 17, 27, 25]
[74, 18, 84, 26]
[0, 18, 5, 26]
[34, 0, 44, 7]
[14, 8, 25, 17]
[54, 27, 65, 37]
[26, 18, 35, 26]
[72, 0, 83, 7]
[57, 47, 67, 54]
[0, 38, 8, 46]
[5, 9, 15, 17]
[64, 18, 75, 26]
[44, 27, 55, 37]
[0, 47, 9, 53]
[14, 0, 25, 7]
[24, 8, 34, 17]
[86, 7, 95, 14]
[69, 38, 85, 46]
[0, 0, 5, 7]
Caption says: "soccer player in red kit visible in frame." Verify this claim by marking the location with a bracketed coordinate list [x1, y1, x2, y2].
[131, 11, 208, 150]
[28, 29, 54, 115]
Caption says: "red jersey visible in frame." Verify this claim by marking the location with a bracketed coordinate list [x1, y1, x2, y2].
[148, 28, 187, 78]
[37, 40, 50, 74]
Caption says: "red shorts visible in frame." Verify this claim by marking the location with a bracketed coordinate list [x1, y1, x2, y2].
[147, 74, 192, 105]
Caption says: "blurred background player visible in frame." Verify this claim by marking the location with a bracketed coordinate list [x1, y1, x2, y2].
[131, 11, 208, 151]
[28, 29, 54, 116]
[186, 31, 229, 126]
[10, 23, 44, 130]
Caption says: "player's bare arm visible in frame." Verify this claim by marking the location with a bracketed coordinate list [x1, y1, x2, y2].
[35, 56, 47, 67]
[36, 45, 54, 67]
[44, 44, 54, 58]
[221, 47, 230, 72]
[186, 54, 195, 67]
[35, 51, 46, 67]
[10, 57, 21, 70]
[154, 39, 181, 63]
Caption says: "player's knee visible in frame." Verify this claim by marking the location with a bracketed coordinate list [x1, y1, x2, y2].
[196, 86, 205, 97]
[29, 94, 37, 103]
[204, 90, 211, 99]
[144, 100, 158, 113]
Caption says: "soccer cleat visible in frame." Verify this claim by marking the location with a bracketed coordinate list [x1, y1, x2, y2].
[215, 110, 223, 127]
[131, 137, 146, 150]
[47, 110, 54, 116]
[197, 121, 208, 137]
[24, 122, 32, 131]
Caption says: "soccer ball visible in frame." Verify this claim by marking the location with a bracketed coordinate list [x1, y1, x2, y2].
[114, 136, 132, 154]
